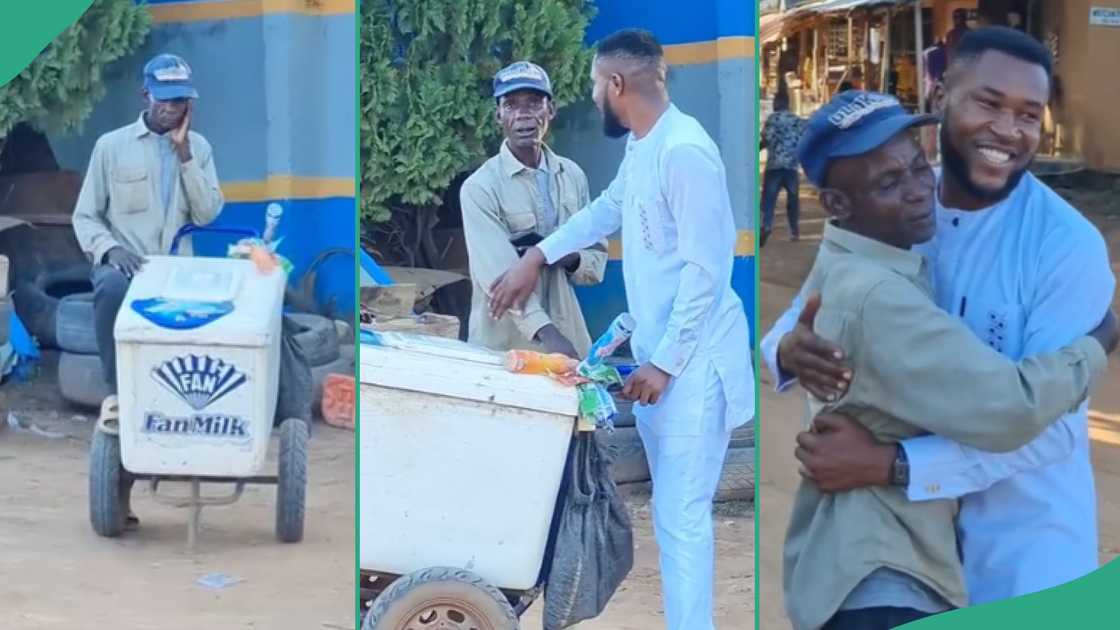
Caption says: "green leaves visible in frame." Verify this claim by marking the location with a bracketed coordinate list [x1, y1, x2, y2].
[0, 0, 150, 142]
[360, 0, 595, 224]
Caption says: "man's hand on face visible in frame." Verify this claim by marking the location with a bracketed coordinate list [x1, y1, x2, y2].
[535, 324, 579, 359]
[621, 363, 672, 406]
[777, 292, 852, 401]
[1090, 309, 1119, 355]
[105, 246, 147, 279]
[794, 412, 896, 493]
[170, 100, 193, 163]
[489, 246, 546, 320]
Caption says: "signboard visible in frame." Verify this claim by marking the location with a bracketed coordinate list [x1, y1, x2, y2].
[1090, 6, 1120, 26]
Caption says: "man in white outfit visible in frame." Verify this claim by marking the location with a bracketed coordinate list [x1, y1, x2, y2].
[489, 29, 754, 630]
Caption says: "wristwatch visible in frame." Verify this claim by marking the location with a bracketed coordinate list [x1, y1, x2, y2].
[890, 444, 910, 487]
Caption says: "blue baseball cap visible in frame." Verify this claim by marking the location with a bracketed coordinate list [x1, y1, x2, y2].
[798, 90, 938, 188]
[143, 54, 198, 101]
[493, 61, 553, 99]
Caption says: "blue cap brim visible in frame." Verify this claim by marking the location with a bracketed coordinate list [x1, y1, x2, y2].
[148, 83, 199, 101]
[493, 81, 552, 99]
[806, 112, 938, 187]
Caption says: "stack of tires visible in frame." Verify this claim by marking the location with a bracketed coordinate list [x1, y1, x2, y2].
[602, 395, 756, 503]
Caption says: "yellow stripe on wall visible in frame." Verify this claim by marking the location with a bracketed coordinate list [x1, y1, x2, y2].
[608, 229, 756, 260]
[150, 0, 353, 23]
[222, 176, 355, 202]
[664, 36, 755, 65]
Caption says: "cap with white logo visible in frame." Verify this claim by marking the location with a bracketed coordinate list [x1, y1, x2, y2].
[143, 53, 198, 101]
[797, 90, 938, 188]
[492, 61, 553, 99]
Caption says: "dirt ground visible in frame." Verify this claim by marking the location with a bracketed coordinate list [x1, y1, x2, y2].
[0, 352, 355, 630]
[1, 354, 752, 630]
[519, 495, 755, 630]
[756, 182, 1120, 629]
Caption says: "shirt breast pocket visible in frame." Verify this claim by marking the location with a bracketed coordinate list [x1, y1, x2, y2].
[505, 211, 537, 236]
[111, 168, 150, 214]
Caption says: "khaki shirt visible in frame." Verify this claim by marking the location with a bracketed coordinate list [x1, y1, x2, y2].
[783, 223, 1107, 630]
[460, 142, 607, 355]
[73, 113, 224, 265]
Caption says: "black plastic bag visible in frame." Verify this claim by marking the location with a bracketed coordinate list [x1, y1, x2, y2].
[274, 314, 313, 427]
[543, 431, 635, 629]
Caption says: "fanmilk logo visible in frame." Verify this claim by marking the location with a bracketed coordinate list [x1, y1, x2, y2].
[144, 355, 250, 441]
[152, 354, 247, 411]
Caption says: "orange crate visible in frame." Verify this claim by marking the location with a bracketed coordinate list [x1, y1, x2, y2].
[321, 373, 356, 430]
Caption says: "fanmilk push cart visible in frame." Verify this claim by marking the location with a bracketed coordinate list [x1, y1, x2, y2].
[88, 224, 308, 547]
[359, 333, 585, 629]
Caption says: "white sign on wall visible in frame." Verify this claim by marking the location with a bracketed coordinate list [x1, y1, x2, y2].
[1090, 6, 1120, 26]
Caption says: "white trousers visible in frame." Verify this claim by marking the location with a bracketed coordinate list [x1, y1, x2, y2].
[638, 417, 733, 630]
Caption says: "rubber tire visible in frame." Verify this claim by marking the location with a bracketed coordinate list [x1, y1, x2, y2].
[13, 264, 93, 349]
[363, 567, 518, 630]
[601, 427, 651, 484]
[0, 297, 12, 346]
[59, 351, 112, 409]
[288, 313, 340, 367]
[89, 429, 125, 537]
[715, 447, 755, 503]
[55, 292, 98, 354]
[276, 418, 309, 543]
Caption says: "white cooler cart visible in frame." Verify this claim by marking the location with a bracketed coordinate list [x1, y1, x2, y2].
[88, 225, 309, 547]
[359, 335, 585, 629]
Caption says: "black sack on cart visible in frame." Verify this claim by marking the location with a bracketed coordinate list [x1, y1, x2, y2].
[274, 314, 313, 427]
[543, 431, 634, 629]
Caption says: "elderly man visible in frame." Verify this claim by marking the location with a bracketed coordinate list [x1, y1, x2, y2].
[73, 53, 223, 527]
[460, 61, 606, 357]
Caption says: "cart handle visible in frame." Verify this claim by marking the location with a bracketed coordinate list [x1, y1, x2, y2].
[170, 224, 261, 255]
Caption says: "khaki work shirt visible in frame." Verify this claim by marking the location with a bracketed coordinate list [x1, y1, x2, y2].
[73, 113, 224, 265]
[460, 142, 607, 355]
[783, 223, 1107, 630]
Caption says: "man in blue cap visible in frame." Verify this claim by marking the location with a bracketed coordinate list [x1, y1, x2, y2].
[72, 53, 223, 529]
[460, 61, 606, 358]
[778, 89, 1116, 630]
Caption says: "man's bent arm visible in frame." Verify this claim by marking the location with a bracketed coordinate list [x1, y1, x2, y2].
[72, 138, 121, 265]
[761, 292, 803, 392]
[181, 136, 223, 225]
[904, 222, 1116, 500]
[537, 167, 624, 266]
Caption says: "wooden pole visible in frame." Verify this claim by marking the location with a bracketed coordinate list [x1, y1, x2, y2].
[914, 0, 925, 112]
[881, 8, 893, 93]
[813, 24, 820, 103]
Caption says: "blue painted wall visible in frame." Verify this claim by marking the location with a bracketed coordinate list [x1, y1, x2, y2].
[49, 3, 356, 314]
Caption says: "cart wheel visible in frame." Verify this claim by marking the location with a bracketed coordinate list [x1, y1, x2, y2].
[363, 567, 518, 630]
[276, 418, 309, 543]
[89, 428, 126, 537]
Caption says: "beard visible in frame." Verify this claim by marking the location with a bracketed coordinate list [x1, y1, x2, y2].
[601, 98, 629, 139]
[940, 115, 1031, 205]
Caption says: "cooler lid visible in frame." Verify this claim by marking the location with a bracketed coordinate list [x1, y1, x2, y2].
[114, 256, 286, 347]
[360, 334, 579, 417]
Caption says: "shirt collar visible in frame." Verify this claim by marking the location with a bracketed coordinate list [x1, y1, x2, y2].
[133, 111, 163, 139]
[822, 222, 926, 279]
[499, 141, 561, 178]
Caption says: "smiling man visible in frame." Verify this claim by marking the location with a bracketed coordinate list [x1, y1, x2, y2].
[763, 27, 1118, 607]
[781, 90, 1115, 630]
[459, 61, 606, 357]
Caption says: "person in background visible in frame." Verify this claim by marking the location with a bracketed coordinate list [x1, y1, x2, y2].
[459, 61, 606, 358]
[945, 9, 971, 61]
[760, 91, 806, 247]
[72, 53, 224, 528]
[488, 29, 753, 630]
